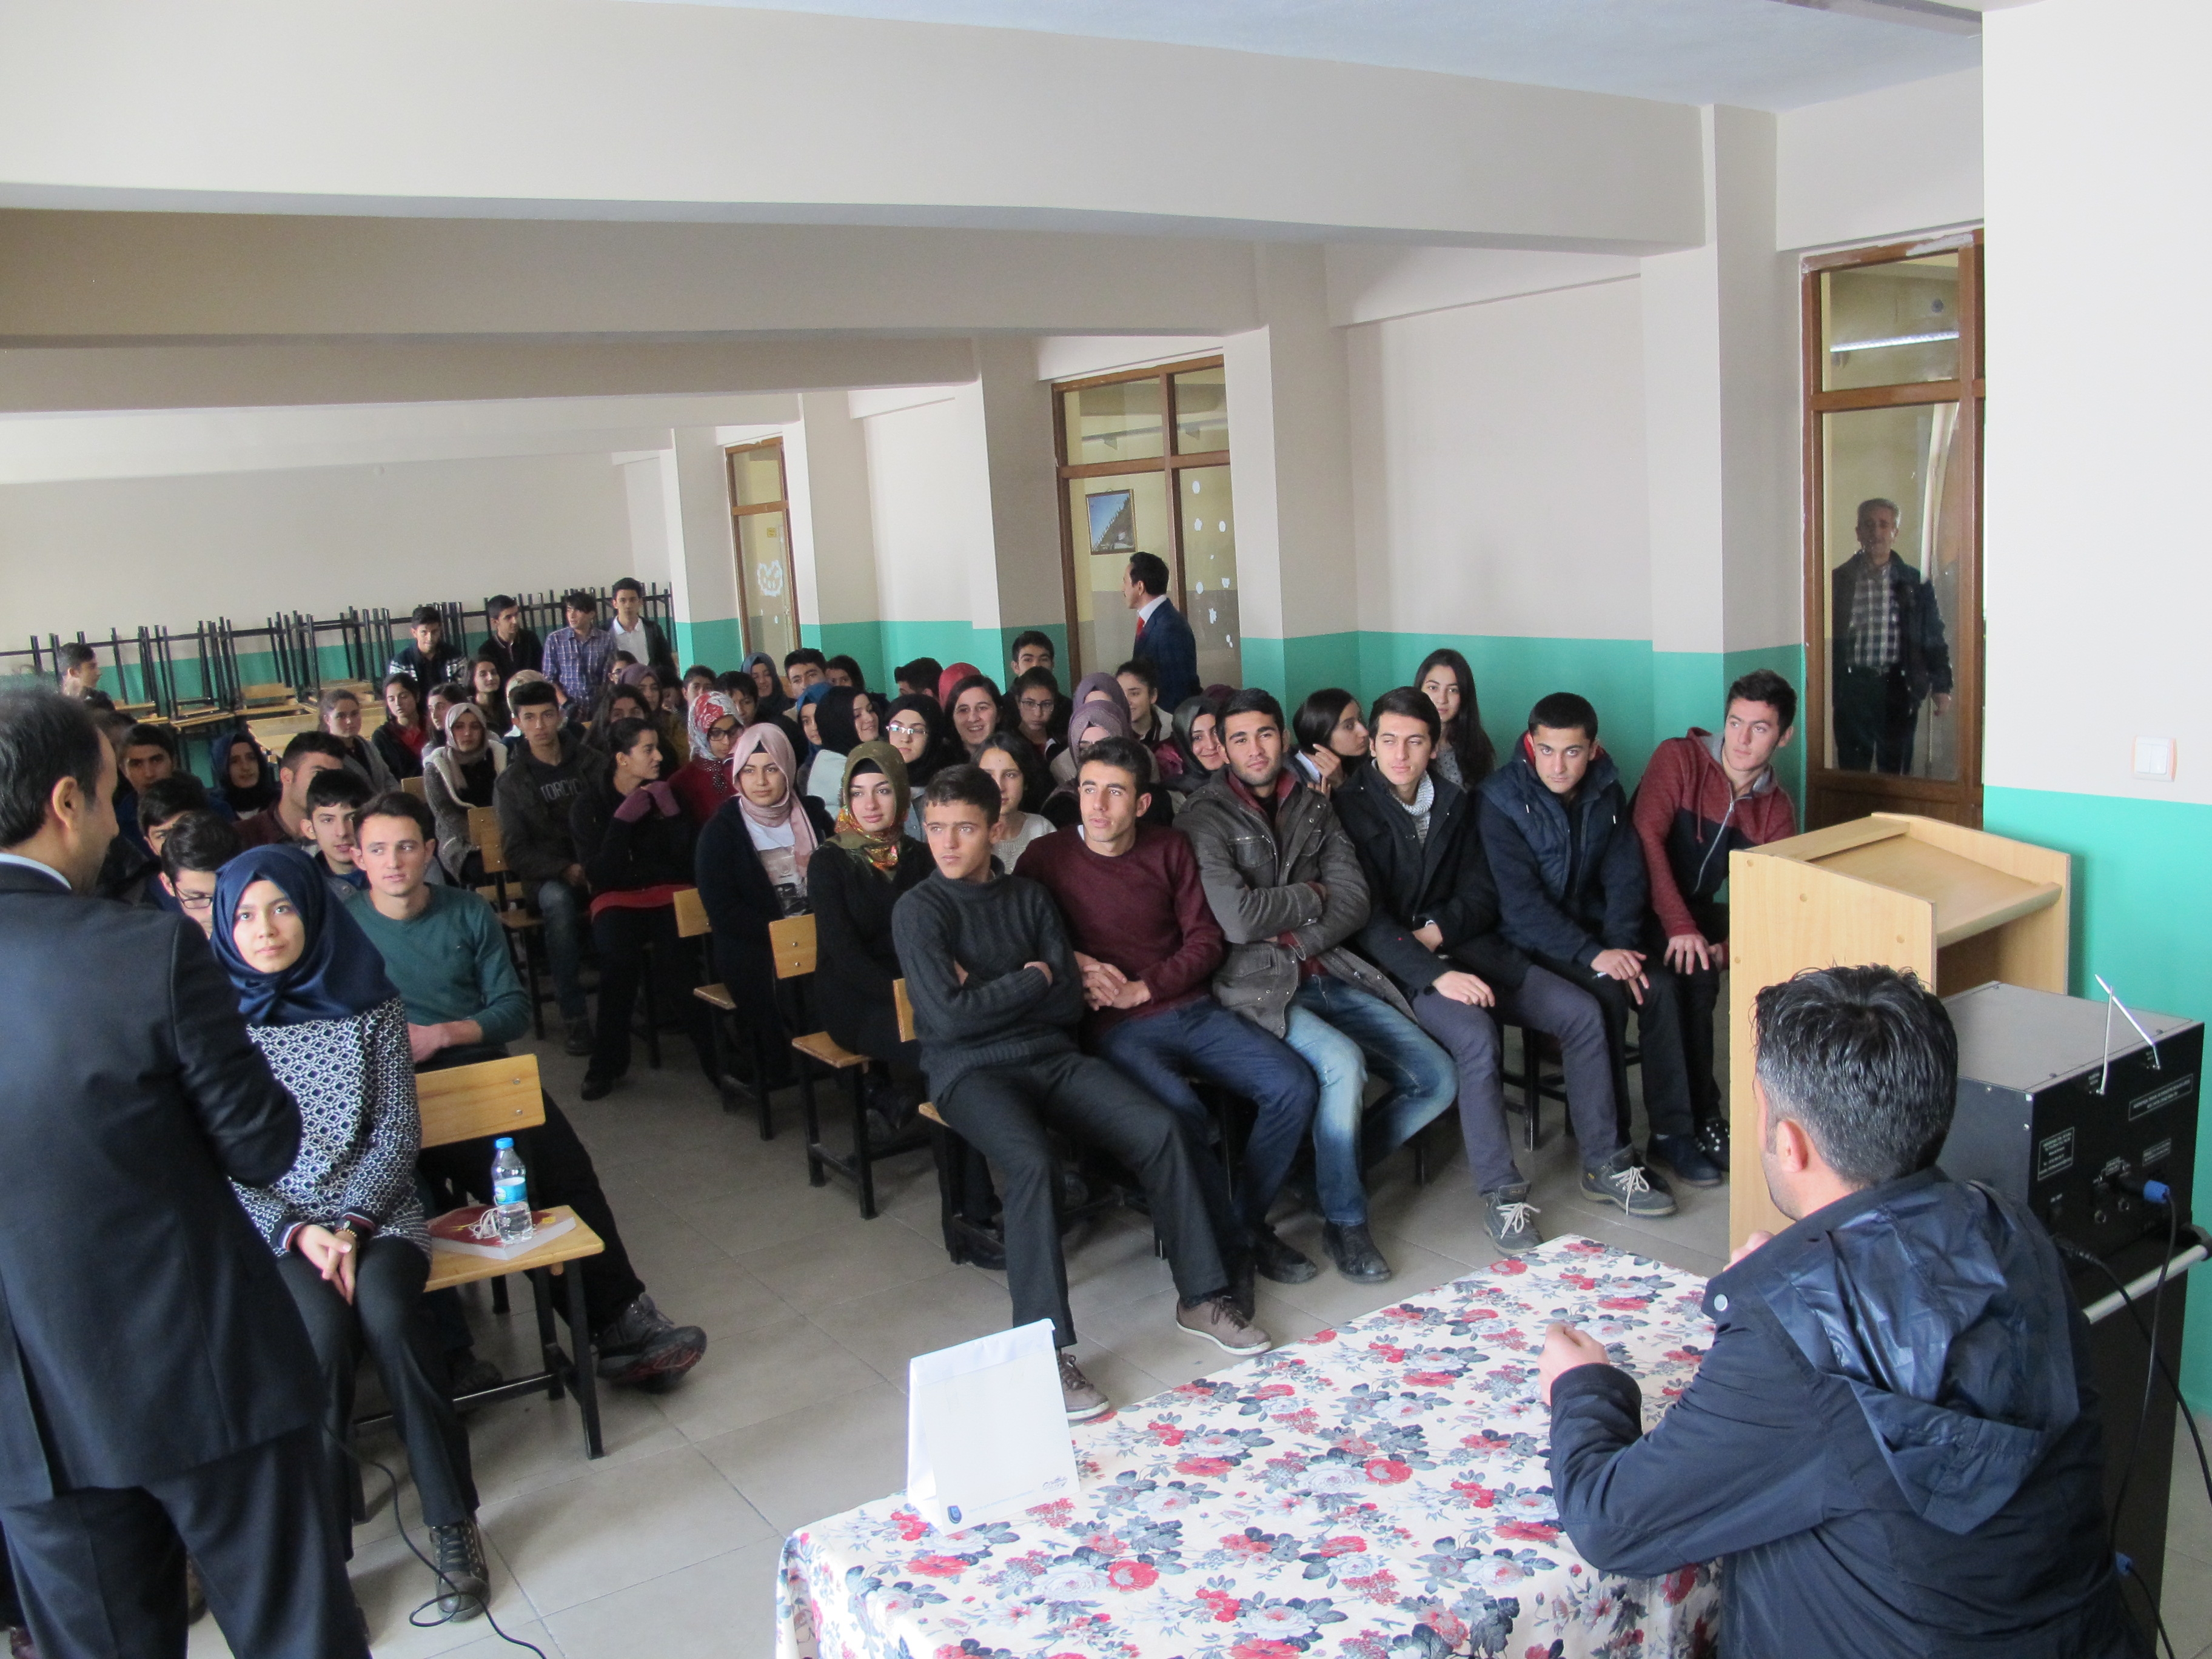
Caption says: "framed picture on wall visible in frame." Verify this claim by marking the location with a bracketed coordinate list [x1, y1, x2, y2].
[1086, 489, 1136, 555]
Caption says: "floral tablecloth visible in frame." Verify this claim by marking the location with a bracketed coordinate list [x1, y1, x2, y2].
[777, 1236, 1719, 1659]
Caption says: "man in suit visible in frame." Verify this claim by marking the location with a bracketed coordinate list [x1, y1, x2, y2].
[0, 686, 363, 1659]
[1123, 551, 1201, 708]
[1829, 497, 1953, 774]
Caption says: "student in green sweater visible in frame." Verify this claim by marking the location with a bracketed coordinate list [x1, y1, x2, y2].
[348, 791, 707, 1389]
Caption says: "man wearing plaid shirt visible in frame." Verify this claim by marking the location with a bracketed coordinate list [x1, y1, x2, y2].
[541, 589, 616, 714]
[1829, 498, 1952, 774]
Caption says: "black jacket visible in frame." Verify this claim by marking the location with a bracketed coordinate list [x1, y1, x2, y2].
[0, 863, 318, 1503]
[477, 628, 543, 683]
[372, 719, 425, 782]
[1550, 1171, 2135, 1659]
[693, 794, 835, 1013]
[572, 778, 699, 896]
[1831, 549, 1954, 700]
[808, 837, 931, 1056]
[1333, 765, 1529, 993]
[1478, 742, 1646, 970]
[492, 729, 606, 885]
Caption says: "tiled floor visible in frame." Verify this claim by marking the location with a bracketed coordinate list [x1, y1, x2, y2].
[184, 1024, 2212, 1659]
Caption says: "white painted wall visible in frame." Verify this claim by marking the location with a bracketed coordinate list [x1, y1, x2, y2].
[1982, 0, 2212, 804]
[1345, 278, 1650, 642]
[1776, 68, 1983, 252]
[0, 450, 638, 638]
[857, 390, 997, 628]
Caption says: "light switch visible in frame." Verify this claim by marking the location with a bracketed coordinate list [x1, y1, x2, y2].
[2133, 737, 2175, 781]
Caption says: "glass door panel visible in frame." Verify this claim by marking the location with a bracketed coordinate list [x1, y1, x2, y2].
[730, 444, 787, 508]
[1066, 472, 1171, 680]
[1179, 465, 1241, 691]
[737, 511, 799, 665]
[1821, 253, 1961, 391]
[1171, 366, 1230, 455]
[1063, 379, 1165, 466]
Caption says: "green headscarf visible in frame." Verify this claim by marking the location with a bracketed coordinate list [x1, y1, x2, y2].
[831, 740, 911, 876]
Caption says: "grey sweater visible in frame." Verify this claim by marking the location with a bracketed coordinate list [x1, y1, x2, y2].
[890, 871, 1086, 1102]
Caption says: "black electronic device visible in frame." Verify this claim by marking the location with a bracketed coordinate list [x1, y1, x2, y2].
[1940, 980, 2203, 1616]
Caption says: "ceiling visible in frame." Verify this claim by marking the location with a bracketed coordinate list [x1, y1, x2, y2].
[630, 0, 1985, 110]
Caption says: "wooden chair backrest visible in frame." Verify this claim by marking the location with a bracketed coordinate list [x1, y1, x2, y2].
[894, 977, 916, 1045]
[466, 806, 509, 874]
[674, 887, 709, 939]
[769, 913, 816, 980]
[401, 776, 428, 800]
[415, 1053, 544, 1149]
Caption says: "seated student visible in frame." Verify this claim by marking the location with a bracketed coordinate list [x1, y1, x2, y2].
[789, 680, 830, 777]
[347, 793, 708, 1387]
[783, 648, 829, 706]
[120, 773, 217, 910]
[1290, 688, 1369, 797]
[1116, 659, 1181, 779]
[893, 765, 1272, 1423]
[467, 654, 511, 737]
[1480, 693, 1719, 1190]
[975, 730, 1055, 866]
[1178, 688, 1455, 1285]
[1017, 737, 1321, 1285]
[211, 845, 489, 1621]
[301, 766, 374, 897]
[1164, 691, 1227, 804]
[625, 665, 689, 763]
[386, 603, 467, 689]
[680, 663, 717, 712]
[1541, 965, 2133, 1659]
[423, 681, 465, 740]
[373, 672, 429, 782]
[1047, 671, 1129, 786]
[1006, 666, 1065, 766]
[802, 684, 871, 806]
[478, 593, 543, 683]
[58, 640, 114, 708]
[1416, 648, 1496, 789]
[744, 651, 791, 719]
[1335, 689, 1667, 1252]
[934, 660, 982, 704]
[1040, 697, 1175, 832]
[495, 679, 605, 1057]
[886, 693, 953, 838]
[893, 657, 944, 702]
[156, 808, 243, 934]
[212, 729, 279, 816]
[672, 688, 745, 825]
[569, 717, 703, 1099]
[823, 654, 865, 691]
[115, 720, 180, 847]
[320, 686, 398, 793]
[422, 700, 506, 885]
[236, 731, 350, 849]
[942, 672, 1003, 762]
[1632, 668, 1799, 1171]
[1008, 628, 1057, 682]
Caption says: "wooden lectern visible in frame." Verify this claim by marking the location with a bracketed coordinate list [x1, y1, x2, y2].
[1726, 813, 2070, 1245]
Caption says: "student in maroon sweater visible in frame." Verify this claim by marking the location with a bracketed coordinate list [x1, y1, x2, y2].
[1631, 668, 1799, 1167]
[1016, 737, 1321, 1287]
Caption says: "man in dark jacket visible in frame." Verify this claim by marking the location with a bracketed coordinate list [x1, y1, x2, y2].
[1338, 689, 1664, 1252]
[1122, 552, 1201, 708]
[1481, 692, 1717, 1193]
[386, 603, 469, 689]
[0, 687, 363, 1659]
[1540, 965, 2136, 1659]
[1830, 497, 1954, 774]
[1178, 689, 1454, 1284]
[494, 678, 606, 1055]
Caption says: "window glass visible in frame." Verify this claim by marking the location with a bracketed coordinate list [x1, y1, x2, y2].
[1179, 466, 1239, 691]
[1822, 253, 1960, 390]
[1172, 366, 1230, 455]
[1065, 472, 1171, 678]
[730, 444, 787, 508]
[1063, 380, 1165, 465]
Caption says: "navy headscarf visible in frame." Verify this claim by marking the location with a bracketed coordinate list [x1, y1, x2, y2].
[212, 845, 398, 1027]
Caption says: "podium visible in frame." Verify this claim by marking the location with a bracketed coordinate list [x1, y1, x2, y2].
[1726, 813, 2070, 1245]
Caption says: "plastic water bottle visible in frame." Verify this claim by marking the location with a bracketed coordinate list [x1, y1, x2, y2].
[490, 1138, 534, 1246]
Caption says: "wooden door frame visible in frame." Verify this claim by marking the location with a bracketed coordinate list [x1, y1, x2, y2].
[1801, 231, 1985, 828]
[723, 436, 797, 662]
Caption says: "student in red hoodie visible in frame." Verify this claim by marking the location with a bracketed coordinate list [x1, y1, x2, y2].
[1631, 668, 1798, 1170]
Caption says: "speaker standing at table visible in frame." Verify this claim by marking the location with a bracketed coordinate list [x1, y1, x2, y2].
[1537, 965, 2135, 1659]
[0, 687, 364, 1659]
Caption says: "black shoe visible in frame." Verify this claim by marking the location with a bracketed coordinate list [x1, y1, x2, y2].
[960, 1222, 1007, 1272]
[1695, 1117, 1730, 1171]
[428, 1519, 488, 1622]
[579, 1072, 617, 1102]
[1250, 1225, 1319, 1285]
[564, 1016, 594, 1057]
[1322, 1221, 1392, 1284]
[446, 1349, 504, 1401]
[1581, 1147, 1679, 1218]
[1227, 1253, 1258, 1321]
[594, 1293, 708, 1387]
[1649, 1133, 1725, 1189]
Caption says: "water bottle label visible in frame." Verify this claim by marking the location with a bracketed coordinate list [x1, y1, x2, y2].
[492, 1179, 528, 1208]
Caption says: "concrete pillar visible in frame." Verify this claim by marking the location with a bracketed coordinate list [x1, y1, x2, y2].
[972, 336, 1067, 677]
[663, 424, 746, 669]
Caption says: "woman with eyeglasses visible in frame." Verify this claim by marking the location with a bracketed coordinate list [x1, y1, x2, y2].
[1005, 667, 1067, 766]
[672, 688, 746, 825]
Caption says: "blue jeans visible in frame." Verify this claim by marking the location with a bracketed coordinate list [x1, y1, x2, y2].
[1284, 976, 1456, 1227]
[534, 877, 589, 1021]
[1096, 998, 1319, 1236]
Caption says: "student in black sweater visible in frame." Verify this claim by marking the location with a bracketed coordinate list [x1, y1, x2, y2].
[891, 765, 1272, 1423]
[569, 717, 703, 1099]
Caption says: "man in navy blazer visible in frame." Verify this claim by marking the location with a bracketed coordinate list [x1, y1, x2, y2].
[1124, 551, 1201, 708]
[0, 687, 363, 1659]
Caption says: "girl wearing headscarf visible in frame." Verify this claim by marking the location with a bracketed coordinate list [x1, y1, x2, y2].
[423, 700, 508, 883]
[791, 678, 834, 768]
[745, 651, 791, 718]
[619, 663, 690, 768]
[672, 688, 745, 825]
[1039, 697, 1175, 830]
[211, 729, 280, 815]
[1048, 671, 1133, 785]
[695, 723, 834, 1084]
[803, 684, 887, 806]
[1166, 691, 1228, 804]
[808, 742, 931, 1083]
[212, 846, 487, 1619]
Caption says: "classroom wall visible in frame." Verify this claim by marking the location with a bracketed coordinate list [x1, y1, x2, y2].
[1774, 68, 1983, 252]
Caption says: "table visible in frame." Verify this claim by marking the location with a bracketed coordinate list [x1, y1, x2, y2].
[777, 1236, 1721, 1659]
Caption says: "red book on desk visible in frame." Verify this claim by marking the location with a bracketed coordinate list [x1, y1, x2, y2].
[427, 1205, 575, 1261]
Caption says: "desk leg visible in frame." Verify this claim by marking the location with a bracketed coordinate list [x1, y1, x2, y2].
[563, 1262, 604, 1459]
[531, 1269, 563, 1402]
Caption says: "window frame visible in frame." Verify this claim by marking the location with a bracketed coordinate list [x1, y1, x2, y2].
[723, 436, 799, 663]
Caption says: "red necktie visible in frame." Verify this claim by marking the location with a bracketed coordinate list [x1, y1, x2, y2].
[1133, 615, 1147, 648]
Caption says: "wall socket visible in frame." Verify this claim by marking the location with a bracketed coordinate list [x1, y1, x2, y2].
[2132, 737, 2176, 781]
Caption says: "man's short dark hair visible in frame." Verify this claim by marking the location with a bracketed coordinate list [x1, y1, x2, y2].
[1127, 552, 1170, 599]
[896, 657, 944, 693]
[509, 679, 560, 712]
[159, 810, 242, 881]
[59, 642, 96, 671]
[1078, 736, 1151, 793]
[1011, 629, 1054, 662]
[410, 604, 443, 629]
[1857, 497, 1900, 528]
[1727, 668, 1798, 734]
[920, 763, 1002, 825]
[825, 654, 866, 689]
[138, 774, 211, 828]
[1370, 685, 1442, 744]
[609, 650, 638, 669]
[1528, 692, 1598, 742]
[606, 716, 657, 757]
[0, 686, 107, 847]
[562, 589, 598, 614]
[304, 768, 373, 813]
[279, 731, 349, 772]
[683, 664, 715, 686]
[123, 722, 178, 759]
[1221, 687, 1284, 732]
[1114, 659, 1158, 692]
[1754, 966, 1957, 1188]
[488, 594, 518, 617]
[612, 577, 643, 599]
[783, 648, 827, 672]
[359, 789, 434, 841]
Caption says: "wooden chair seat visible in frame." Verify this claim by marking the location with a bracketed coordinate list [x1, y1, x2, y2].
[918, 1101, 945, 1127]
[692, 981, 736, 1013]
[792, 1030, 869, 1070]
[423, 1205, 603, 1294]
[498, 910, 541, 934]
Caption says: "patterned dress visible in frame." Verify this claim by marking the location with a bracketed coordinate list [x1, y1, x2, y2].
[231, 995, 429, 1255]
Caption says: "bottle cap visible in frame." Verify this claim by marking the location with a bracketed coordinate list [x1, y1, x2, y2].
[495, 1136, 514, 1148]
